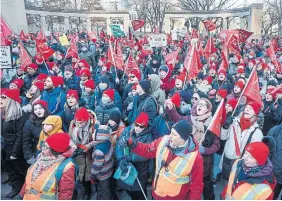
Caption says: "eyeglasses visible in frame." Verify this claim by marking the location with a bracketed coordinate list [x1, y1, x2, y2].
[198, 103, 207, 107]
[129, 75, 136, 79]
[0, 96, 7, 99]
[135, 123, 145, 129]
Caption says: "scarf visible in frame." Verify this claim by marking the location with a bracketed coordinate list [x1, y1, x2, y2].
[242, 159, 273, 178]
[239, 115, 253, 131]
[190, 112, 212, 142]
[71, 120, 91, 145]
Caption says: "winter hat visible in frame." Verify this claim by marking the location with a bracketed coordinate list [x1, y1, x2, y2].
[267, 80, 277, 87]
[80, 68, 91, 78]
[75, 107, 90, 122]
[49, 76, 61, 88]
[80, 60, 90, 69]
[57, 77, 64, 86]
[249, 59, 256, 65]
[105, 62, 112, 71]
[109, 110, 121, 124]
[235, 80, 245, 90]
[46, 62, 55, 70]
[138, 80, 151, 93]
[11, 79, 24, 89]
[99, 75, 110, 84]
[237, 68, 244, 74]
[99, 57, 106, 63]
[159, 65, 169, 73]
[245, 142, 269, 166]
[171, 92, 181, 108]
[84, 79, 95, 89]
[217, 89, 227, 99]
[176, 74, 186, 83]
[26, 63, 38, 71]
[64, 65, 74, 73]
[247, 101, 261, 115]
[35, 56, 43, 63]
[36, 73, 48, 82]
[197, 72, 205, 80]
[218, 69, 227, 76]
[103, 89, 115, 101]
[66, 90, 79, 101]
[226, 98, 238, 110]
[179, 90, 192, 104]
[209, 65, 217, 71]
[266, 88, 276, 98]
[130, 70, 141, 80]
[172, 120, 193, 141]
[46, 133, 70, 153]
[32, 100, 48, 109]
[135, 112, 149, 127]
[2, 89, 21, 104]
[204, 76, 213, 85]
[33, 81, 44, 91]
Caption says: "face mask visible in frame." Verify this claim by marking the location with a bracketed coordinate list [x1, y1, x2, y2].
[101, 96, 111, 104]
[82, 47, 87, 52]
[99, 83, 108, 90]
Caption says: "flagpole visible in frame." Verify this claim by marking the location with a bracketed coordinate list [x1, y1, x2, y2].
[109, 40, 118, 79]
[231, 66, 256, 116]
[264, 96, 281, 113]
[183, 45, 195, 89]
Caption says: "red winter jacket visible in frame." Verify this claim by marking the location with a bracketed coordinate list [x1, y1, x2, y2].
[132, 136, 204, 200]
[160, 66, 175, 93]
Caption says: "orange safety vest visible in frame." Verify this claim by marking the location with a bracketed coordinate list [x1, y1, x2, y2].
[226, 159, 273, 200]
[23, 160, 74, 200]
[153, 135, 198, 197]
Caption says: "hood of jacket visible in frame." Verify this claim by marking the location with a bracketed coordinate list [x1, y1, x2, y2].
[42, 115, 63, 135]
[148, 74, 161, 93]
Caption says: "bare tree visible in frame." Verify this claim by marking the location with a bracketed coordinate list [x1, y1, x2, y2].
[263, 0, 282, 36]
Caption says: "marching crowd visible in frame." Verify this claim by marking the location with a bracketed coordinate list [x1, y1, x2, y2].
[1, 29, 282, 200]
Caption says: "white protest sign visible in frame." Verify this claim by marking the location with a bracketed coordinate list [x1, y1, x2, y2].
[149, 34, 167, 47]
[0, 46, 13, 68]
[171, 30, 178, 41]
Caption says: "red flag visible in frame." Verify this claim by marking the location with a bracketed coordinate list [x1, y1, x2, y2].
[65, 43, 78, 59]
[1, 16, 13, 45]
[191, 28, 198, 39]
[185, 32, 191, 41]
[36, 40, 55, 60]
[143, 35, 149, 44]
[236, 29, 253, 43]
[203, 36, 217, 59]
[107, 43, 115, 64]
[219, 51, 228, 69]
[242, 67, 262, 106]
[226, 34, 240, 54]
[207, 99, 225, 137]
[114, 42, 124, 70]
[164, 49, 178, 66]
[184, 46, 201, 82]
[125, 51, 140, 75]
[99, 30, 106, 39]
[266, 42, 279, 69]
[131, 20, 145, 31]
[20, 30, 28, 41]
[19, 42, 32, 70]
[36, 29, 47, 42]
[203, 20, 216, 31]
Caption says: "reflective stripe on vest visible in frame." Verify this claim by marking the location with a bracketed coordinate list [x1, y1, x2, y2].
[226, 159, 272, 200]
[24, 160, 73, 200]
[154, 135, 198, 197]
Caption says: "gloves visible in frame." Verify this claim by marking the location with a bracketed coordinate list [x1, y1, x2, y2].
[199, 146, 205, 154]
[119, 136, 137, 149]
[27, 156, 36, 165]
[223, 116, 234, 129]
[119, 159, 129, 173]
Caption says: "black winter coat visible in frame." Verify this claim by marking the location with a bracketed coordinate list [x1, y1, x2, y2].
[262, 100, 282, 135]
[95, 102, 120, 125]
[62, 107, 77, 132]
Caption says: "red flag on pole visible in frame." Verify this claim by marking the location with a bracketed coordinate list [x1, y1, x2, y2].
[219, 51, 229, 69]
[131, 20, 145, 31]
[65, 42, 78, 59]
[191, 28, 199, 39]
[203, 36, 217, 59]
[125, 51, 140, 75]
[164, 49, 178, 66]
[207, 99, 225, 137]
[236, 29, 253, 43]
[107, 42, 115, 64]
[266, 42, 279, 69]
[184, 46, 201, 82]
[114, 42, 124, 70]
[226, 34, 240, 54]
[99, 29, 106, 39]
[19, 30, 28, 41]
[36, 40, 55, 60]
[242, 67, 262, 106]
[19, 42, 32, 70]
[36, 29, 47, 42]
[0, 16, 14, 45]
[203, 20, 216, 31]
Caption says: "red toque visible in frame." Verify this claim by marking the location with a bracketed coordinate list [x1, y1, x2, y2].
[46, 133, 70, 153]
[80, 60, 90, 69]
[35, 56, 43, 63]
[32, 100, 48, 109]
[176, 74, 186, 83]
[218, 69, 227, 76]
[237, 68, 244, 74]
[226, 98, 238, 110]
[247, 101, 261, 115]
[33, 81, 44, 91]
[204, 76, 213, 85]
[2, 89, 21, 104]
[135, 112, 149, 127]
[46, 62, 56, 70]
[75, 107, 90, 122]
[103, 88, 115, 101]
[249, 59, 256, 65]
[11, 79, 24, 89]
[67, 90, 79, 100]
[217, 89, 227, 99]
[130, 70, 141, 81]
[80, 68, 91, 78]
[105, 62, 112, 71]
[84, 79, 95, 89]
[49, 76, 62, 88]
[26, 63, 38, 71]
[171, 92, 181, 108]
[235, 80, 245, 90]
[36, 73, 48, 82]
[245, 142, 269, 166]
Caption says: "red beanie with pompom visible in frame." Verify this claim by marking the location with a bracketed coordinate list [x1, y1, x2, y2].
[135, 112, 149, 127]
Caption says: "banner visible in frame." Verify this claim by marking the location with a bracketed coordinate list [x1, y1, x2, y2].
[149, 34, 167, 48]
[0, 46, 12, 68]
[1, 16, 14, 45]
[131, 20, 145, 31]
[109, 24, 125, 37]
[19, 42, 32, 70]
[59, 34, 70, 46]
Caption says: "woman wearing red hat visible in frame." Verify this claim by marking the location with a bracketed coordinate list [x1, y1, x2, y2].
[1, 89, 29, 198]
[22, 100, 50, 165]
[226, 79, 247, 110]
[222, 141, 276, 200]
[220, 101, 264, 181]
[21, 82, 44, 113]
[20, 133, 76, 200]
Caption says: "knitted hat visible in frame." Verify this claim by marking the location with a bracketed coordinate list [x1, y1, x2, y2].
[218, 69, 227, 76]
[235, 80, 245, 90]
[267, 80, 277, 87]
[217, 89, 227, 99]
[179, 90, 192, 104]
[35, 56, 43, 63]
[49, 76, 61, 88]
[197, 72, 205, 80]
[2, 89, 21, 103]
[159, 65, 169, 73]
[247, 101, 261, 116]
[204, 76, 213, 85]
[46, 133, 70, 153]
[138, 80, 151, 93]
[109, 110, 121, 124]
[135, 112, 149, 127]
[226, 98, 238, 110]
[84, 79, 95, 89]
[209, 65, 217, 71]
[173, 120, 193, 141]
[80, 68, 91, 77]
[46, 62, 55, 70]
[36, 73, 48, 82]
[245, 142, 269, 166]
[237, 68, 244, 74]
[80, 60, 90, 69]
[105, 62, 112, 71]
[176, 74, 186, 83]
[64, 65, 74, 73]
[75, 107, 90, 122]
[26, 63, 38, 71]
[11, 79, 24, 89]
[57, 77, 64, 86]
[171, 92, 181, 108]
[33, 82, 44, 91]
[249, 59, 256, 65]
[130, 70, 141, 81]
[32, 100, 48, 109]
[103, 89, 115, 101]
[99, 75, 110, 84]
[99, 57, 106, 63]
[67, 90, 79, 101]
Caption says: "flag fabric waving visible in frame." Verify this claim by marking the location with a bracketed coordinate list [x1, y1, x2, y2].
[226, 34, 240, 54]
[20, 30, 29, 41]
[203, 20, 216, 31]
[191, 28, 199, 39]
[184, 46, 201, 82]
[219, 51, 229, 69]
[203, 36, 217, 59]
[65, 42, 78, 59]
[114, 41, 124, 70]
[131, 20, 145, 31]
[1, 16, 13, 45]
[36, 40, 55, 60]
[207, 99, 225, 137]
[125, 51, 140, 75]
[19, 42, 32, 70]
[110, 25, 125, 38]
[236, 29, 253, 43]
[164, 49, 178, 66]
[266, 42, 279, 69]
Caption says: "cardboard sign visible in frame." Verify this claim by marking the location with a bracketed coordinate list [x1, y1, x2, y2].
[59, 34, 69, 46]
[0, 46, 12, 68]
[149, 34, 167, 47]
